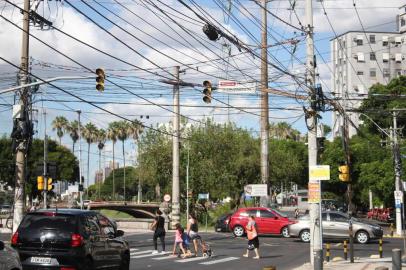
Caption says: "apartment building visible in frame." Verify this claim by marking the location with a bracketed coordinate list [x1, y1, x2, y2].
[331, 5, 406, 138]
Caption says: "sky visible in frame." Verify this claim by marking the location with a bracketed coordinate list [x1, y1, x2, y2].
[0, 0, 404, 187]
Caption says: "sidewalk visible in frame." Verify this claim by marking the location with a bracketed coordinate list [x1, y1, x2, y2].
[292, 257, 402, 270]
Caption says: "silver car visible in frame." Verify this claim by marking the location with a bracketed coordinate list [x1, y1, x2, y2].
[288, 211, 383, 244]
[0, 241, 22, 270]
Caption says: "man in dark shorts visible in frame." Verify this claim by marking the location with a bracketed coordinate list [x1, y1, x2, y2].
[151, 209, 166, 254]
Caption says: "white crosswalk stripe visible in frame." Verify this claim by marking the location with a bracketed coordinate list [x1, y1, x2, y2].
[152, 255, 177, 260]
[131, 251, 169, 259]
[199, 257, 239, 265]
[130, 250, 153, 255]
[176, 256, 208, 263]
[129, 248, 139, 252]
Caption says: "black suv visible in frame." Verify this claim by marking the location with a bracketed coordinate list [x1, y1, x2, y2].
[11, 209, 130, 270]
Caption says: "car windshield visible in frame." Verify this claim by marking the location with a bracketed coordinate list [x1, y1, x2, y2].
[272, 209, 288, 218]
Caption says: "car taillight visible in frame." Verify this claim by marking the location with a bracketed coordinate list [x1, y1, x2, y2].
[11, 231, 19, 245]
[70, 234, 83, 247]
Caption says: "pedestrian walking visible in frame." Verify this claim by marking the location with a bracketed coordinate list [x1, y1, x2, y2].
[295, 208, 300, 219]
[243, 215, 260, 259]
[187, 213, 200, 256]
[172, 223, 188, 258]
[150, 209, 166, 254]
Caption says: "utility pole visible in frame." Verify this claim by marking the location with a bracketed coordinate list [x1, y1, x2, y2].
[392, 111, 403, 236]
[77, 110, 83, 210]
[186, 146, 190, 221]
[305, 0, 321, 268]
[43, 110, 48, 209]
[260, 0, 270, 207]
[172, 66, 180, 229]
[12, 0, 30, 233]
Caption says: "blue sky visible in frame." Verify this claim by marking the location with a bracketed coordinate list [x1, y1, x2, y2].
[0, 0, 404, 187]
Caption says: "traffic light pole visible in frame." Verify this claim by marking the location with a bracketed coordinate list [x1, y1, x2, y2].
[259, 0, 270, 207]
[77, 110, 83, 210]
[43, 110, 48, 209]
[12, 0, 30, 233]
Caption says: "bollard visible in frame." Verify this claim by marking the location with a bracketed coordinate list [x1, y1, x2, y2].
[326, 243, 330, 262]
[379, 238, 383, 258]
[263, 267, 276, 270]
[343, 240, 348, 260]
[314, 249, 323, 270]
[392, 248, 401, 270]
[390, 223, 394, 237]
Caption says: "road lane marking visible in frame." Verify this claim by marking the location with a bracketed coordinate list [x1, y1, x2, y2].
[176, 256, 208, 263]
[199, 257, 239, 265]
[130, 250, 153, 255]
[131, 251, 169, 259]
[152, 255, 177, 260]
[130, 248, 139, 251]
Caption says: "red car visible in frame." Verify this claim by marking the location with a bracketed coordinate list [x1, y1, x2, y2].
[229, 207, 295, 237]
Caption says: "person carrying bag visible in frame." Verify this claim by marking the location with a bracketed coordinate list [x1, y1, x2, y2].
[243, 215, 260, 259]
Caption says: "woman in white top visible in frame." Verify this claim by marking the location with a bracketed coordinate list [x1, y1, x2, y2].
[187, 213, 200, 256]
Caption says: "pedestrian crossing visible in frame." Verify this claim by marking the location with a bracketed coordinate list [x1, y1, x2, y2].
[129, 248, 239, 266]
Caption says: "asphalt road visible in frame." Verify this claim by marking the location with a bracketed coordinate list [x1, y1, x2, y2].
[124, 231, 406, 270]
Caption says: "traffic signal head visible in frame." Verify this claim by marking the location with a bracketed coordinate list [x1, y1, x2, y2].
[95, 68, 105, 92]
[37, 176, 44, 191]
[338, 165, 350, 182]
[203, 80, 212, 103]
[47, 178, 54, 191]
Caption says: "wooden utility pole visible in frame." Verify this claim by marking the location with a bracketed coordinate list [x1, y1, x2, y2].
[172, 66, 180, 228]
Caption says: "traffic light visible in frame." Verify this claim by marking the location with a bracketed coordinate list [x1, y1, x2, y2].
[95, 68, 105, 92]
[338, 165, 350, 182]
[37, 176, 44, 191]
[47, 178, 54, 191]
[203, 80, 212, 103]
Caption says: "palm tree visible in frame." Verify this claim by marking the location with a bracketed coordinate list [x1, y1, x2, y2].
[107, 122, 119, 200]
[51, 116, 68, 145]
[128, 119, 144, 202]
[96, 128, 106, 199]
[66, 120, 80, 153]
[115, 121, 130, 201]
[82, 122, 98, 197]
[269, 122, 301, 141]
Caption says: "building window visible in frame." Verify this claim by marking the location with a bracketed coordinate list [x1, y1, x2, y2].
[356, 39, 363, 46]
[357, 71, 364, 75]
[401, 18, 405, 27]
[369, 35, 376, 44]
[370, 68, 376, 77]
[383, 68, 390, 78]
[370, 52, 376, 61]
[357, 52, 365, 62]
[382, 53, 389, 63]
[382, 36, 389, 46]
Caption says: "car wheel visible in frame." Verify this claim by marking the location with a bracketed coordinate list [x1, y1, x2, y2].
[81, 258, 94, 270]
[119, 254, 130, 270]
[355, 230, 369, 244]
[300, 229, 311, 243]
[281, 226, 290, 238]
[233, 225, 245, 237]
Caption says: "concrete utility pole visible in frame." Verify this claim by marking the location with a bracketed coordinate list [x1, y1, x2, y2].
[392, 111, 403, 236]
[43, 110, 48, 209]
[171, 66, 180, 229]
[305, 0, 322, 268]
[77, 110, 83, 210]
[260, 0, 270, 207]
[12, 0, 30, 233]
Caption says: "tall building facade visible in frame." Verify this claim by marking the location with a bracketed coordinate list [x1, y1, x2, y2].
[331, 5, 406, 138]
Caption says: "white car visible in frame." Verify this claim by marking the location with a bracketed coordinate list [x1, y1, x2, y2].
[0, 241, 22, 270]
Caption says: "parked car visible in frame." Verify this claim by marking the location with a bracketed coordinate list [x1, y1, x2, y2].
[11, 209, 130, 270]
[229, 207, 295, 237]
[214, 214, 231, 232]
[288, 211, 383, 244]
[0, 240, 22, 270]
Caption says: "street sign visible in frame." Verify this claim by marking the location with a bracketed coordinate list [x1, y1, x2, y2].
[309, 165, 330, 181]
[198, 193, 209, 200]
[395, 199, 402, 208]
[217, 80, 257, 94]
[308, 182, 321, 203]
[394, 191, 403, 203]
[244, 184, 268, 197]
[163, 194, 171, 202]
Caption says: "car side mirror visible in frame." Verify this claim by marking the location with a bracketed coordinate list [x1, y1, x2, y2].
[0, 241, 4, 251]
[116, 230, 124, 237]
[274, 216, 279, 220]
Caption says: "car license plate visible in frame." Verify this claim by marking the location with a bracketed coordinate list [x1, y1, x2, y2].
[30, 257, 51, 264]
